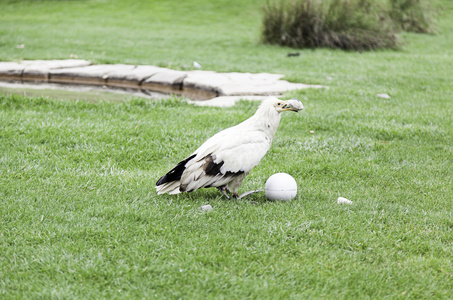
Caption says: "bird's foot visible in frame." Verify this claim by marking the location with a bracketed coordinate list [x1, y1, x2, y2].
[237, 190, 263, 200]
[217, 186, 231, 199]
[218, 187, 262, 200]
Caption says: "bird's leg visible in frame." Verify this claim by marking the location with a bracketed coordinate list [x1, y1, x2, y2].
[217, 186, 260, 200]
[237, 190, 263, 200]
[217, 186, 230, 199]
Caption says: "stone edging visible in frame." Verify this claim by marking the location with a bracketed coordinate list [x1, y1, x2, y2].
[0, 60, 324, 101]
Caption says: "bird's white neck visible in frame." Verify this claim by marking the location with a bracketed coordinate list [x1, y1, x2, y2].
[245, 103, 282, 140]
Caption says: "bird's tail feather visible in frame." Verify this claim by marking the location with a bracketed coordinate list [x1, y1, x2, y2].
[156, 181, 181, 195]
[155, 154, 196, 195]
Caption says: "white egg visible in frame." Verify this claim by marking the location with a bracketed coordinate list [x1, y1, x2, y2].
[265, 173, 297, 202]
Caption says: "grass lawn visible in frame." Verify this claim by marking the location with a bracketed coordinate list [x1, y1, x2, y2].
[1, 0, 453, 298]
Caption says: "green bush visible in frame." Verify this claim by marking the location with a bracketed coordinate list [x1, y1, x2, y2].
[388, 0, 435, 33]
[262, 0, 398, 51]
[262, 0, 435, 51]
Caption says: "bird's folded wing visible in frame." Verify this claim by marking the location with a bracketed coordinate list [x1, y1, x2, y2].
[193, 130, 271, 174]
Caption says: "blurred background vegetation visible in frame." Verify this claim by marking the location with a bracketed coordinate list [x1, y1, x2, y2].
[262, 0, 436, 51]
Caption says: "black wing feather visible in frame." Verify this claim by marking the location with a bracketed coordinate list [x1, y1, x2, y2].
[156, 154, 196, 186]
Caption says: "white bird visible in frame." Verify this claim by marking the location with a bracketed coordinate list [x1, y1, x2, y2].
[156, 97, 304, 198]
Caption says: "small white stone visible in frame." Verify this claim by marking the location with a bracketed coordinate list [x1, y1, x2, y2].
[309, 130, 315, 134]
[193, 61, 202, 69]
[286, 98, 304, 111]
[337, 197, 353, 204]
[377, 93, 390, 99]
[199, 204, 213, 211]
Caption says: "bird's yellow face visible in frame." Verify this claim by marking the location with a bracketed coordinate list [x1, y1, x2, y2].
[274, 98, 304, 112]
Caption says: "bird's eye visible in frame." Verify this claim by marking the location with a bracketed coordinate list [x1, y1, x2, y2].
[277, 102, 282, 106]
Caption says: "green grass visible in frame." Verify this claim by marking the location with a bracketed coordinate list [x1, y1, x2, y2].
[1, 0, 453, 298]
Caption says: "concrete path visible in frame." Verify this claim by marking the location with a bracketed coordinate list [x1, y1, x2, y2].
[0, 60, 324, 106]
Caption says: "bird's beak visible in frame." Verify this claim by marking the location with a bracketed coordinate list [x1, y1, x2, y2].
[281, 98, 304, 112]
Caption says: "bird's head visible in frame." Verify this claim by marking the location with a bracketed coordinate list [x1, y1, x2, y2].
[274, 98, 304, 113]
